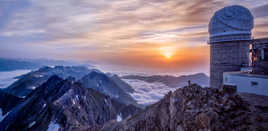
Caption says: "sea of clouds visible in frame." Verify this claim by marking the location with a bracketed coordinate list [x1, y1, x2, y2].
[0, 69, 179, 106]
[0, 70, 31, 89]
[122, 79, 178, 105]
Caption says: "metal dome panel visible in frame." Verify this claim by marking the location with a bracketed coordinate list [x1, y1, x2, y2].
[209, 5, 254, 43]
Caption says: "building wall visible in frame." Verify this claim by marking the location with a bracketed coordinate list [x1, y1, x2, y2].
[210, 41, 250, 88]
[223, 73, 268, 96]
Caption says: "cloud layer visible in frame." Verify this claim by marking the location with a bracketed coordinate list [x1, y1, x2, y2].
[0, 0, 268, 73]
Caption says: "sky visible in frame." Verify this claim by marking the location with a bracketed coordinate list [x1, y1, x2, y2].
[0, 0, 268, 74]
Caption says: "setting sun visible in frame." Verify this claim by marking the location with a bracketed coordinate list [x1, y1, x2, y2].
[160, 46, 176, 59]
[163, 52, 173, 59]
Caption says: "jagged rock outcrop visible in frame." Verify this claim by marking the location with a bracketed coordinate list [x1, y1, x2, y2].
[239, 93, 268, 130]
[101, 84, 264, 131]
[0, 76, 141, 131]
[4, 66, 97, 97]
[80, 71, 137, 106]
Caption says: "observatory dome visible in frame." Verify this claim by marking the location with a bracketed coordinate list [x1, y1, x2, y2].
[209, 5, 254, 43]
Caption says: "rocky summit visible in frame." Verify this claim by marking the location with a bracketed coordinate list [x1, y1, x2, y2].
[80, 71, 137, 106]
[101, 84, 268, 131]
[0, 76, 141, 131]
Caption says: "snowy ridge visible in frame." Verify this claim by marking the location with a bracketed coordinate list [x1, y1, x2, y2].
[47, 121, 60, 131]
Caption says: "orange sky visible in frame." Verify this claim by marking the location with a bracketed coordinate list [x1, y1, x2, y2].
[74, 42, 210, 73]
[1, 0, 268, 74]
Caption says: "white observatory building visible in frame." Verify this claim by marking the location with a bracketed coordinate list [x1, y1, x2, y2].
[208, 5, 268, 96]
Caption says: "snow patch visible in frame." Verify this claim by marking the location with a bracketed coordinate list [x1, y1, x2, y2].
[71, 99, 76, 105]
[47, 121, 60, 131]
[28, 121, 36, 128]
[75, 95, 79, 101]
[34, 74, 44, 78]
[29, 86, 37, 90]
[0, 108, 3, 122]
[0, 108, 10, 122]
[104, 99, 108, 105]
[20, 95, 26, 99]
[116, 113, 122, 122]
[114, 94, 119, 98]
[43, 103, 47, 108]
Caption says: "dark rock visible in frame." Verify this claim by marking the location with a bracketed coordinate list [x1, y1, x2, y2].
[108, 74, 134, 93]
[101, 84, 262, 131]
[0, 90, 24, 115]
[221, 85, 237, 95]
[0, 75, 141, 131]
[80, 71, 137, 106]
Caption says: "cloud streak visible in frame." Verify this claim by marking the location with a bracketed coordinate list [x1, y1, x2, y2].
[0, 0, 268, 73]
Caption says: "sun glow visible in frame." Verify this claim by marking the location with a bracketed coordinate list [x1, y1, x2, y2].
[163, 52, 173, 59]
[160, 46, 175, 59]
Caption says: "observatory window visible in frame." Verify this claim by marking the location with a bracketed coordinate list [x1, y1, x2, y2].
[251, 81, 258, 87]
[261, 49, 264, 60]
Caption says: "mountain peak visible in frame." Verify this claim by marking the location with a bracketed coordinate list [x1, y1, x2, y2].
[101, 84, 267, 131]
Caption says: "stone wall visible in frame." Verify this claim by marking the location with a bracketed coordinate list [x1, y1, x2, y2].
[210, 40, 250, 88]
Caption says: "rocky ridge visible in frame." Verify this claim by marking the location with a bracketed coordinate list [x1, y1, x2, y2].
[0, 90, 24, 116]
[101, 84, 267, 131]
[80, 71, 137, 106]
[5, 66, 95, 97]
[0, 76, 141, 131]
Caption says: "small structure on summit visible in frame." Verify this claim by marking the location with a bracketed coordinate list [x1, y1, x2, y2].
[208, 5, 268, 96]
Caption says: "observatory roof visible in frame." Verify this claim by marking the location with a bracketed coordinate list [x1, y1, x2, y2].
[209, 5, 254, 43]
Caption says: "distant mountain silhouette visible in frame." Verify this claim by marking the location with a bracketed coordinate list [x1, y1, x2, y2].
[4, 66, 96, 97]
[0, 58, 41, 71]
[0, 58, 91, 72]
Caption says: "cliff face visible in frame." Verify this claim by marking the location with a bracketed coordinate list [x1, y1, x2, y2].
[102, 84, 266, 131]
